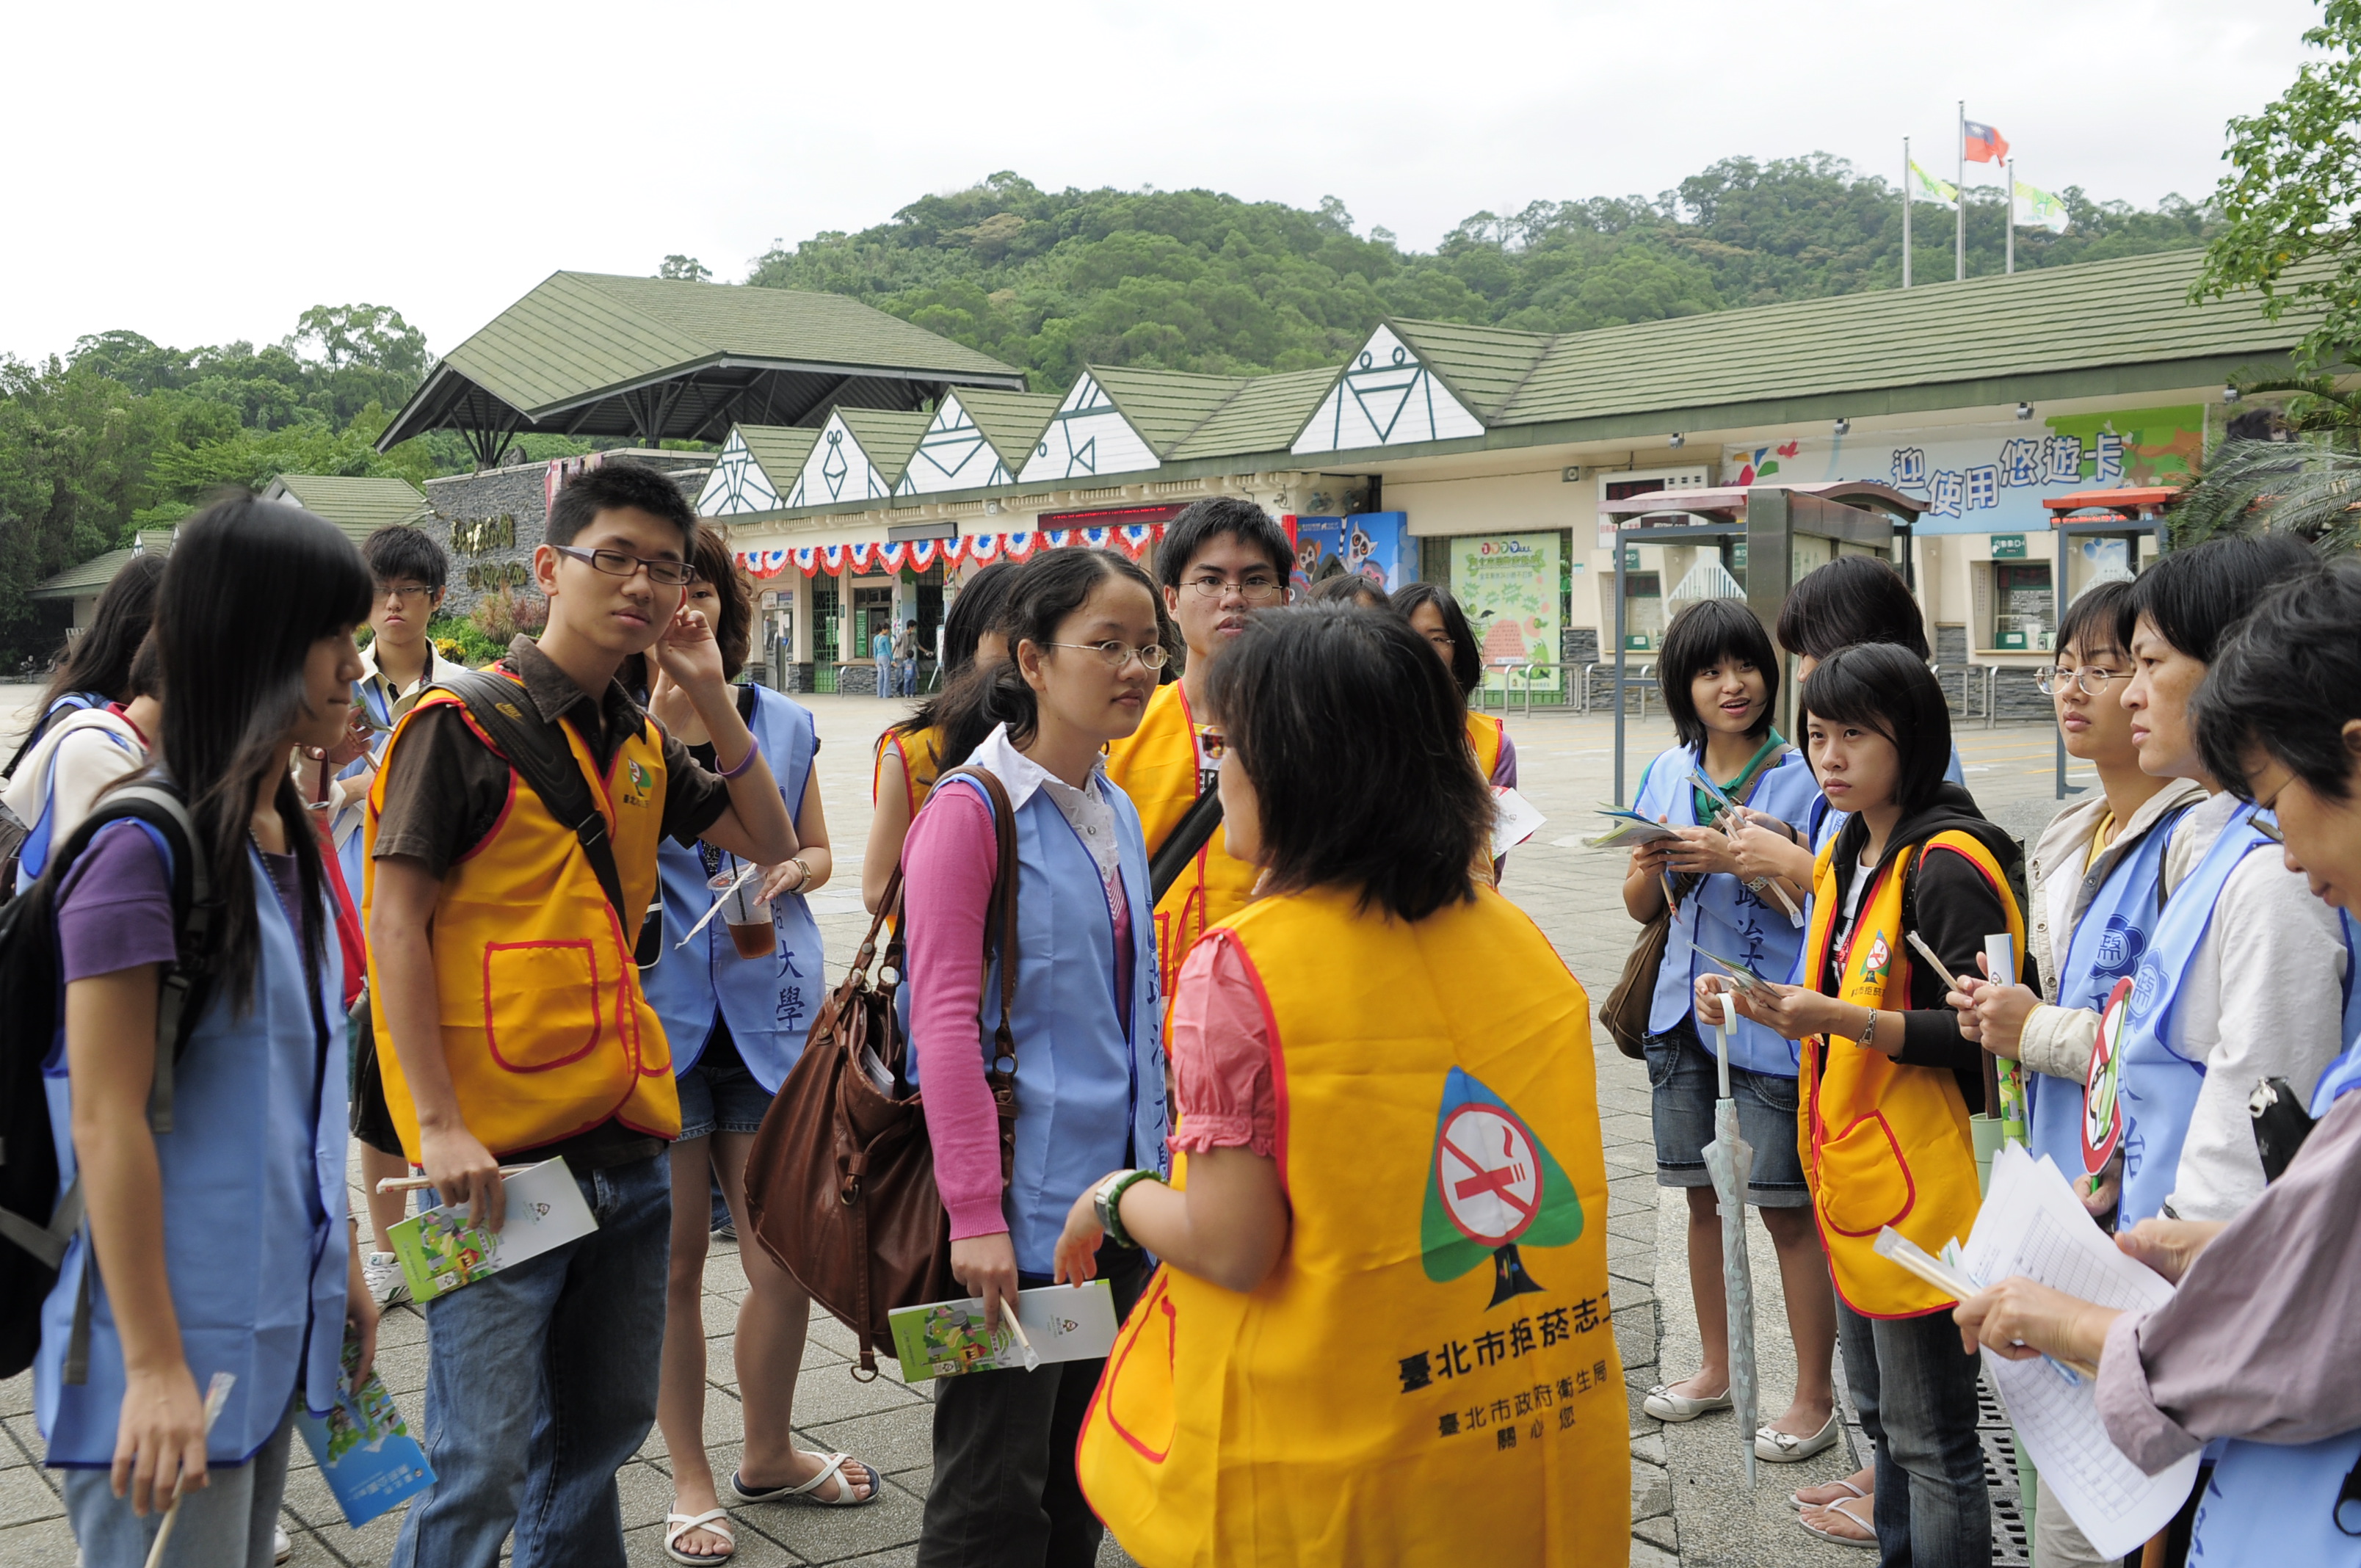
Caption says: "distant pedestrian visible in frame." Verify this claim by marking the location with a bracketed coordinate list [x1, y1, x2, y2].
[871, 623, 895, 697]
[895, 617, 920, 697]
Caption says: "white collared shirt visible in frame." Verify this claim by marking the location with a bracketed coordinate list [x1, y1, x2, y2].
[968, 723, 1125, 901]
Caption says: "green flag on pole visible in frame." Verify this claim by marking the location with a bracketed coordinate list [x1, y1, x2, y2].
[1907, 160, 1958, 205]
[2014, 177, 2071, 233]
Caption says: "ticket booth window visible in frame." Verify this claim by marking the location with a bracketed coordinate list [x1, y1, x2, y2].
[1623, 570, 1664, 650]
[1992, 562, 2056, 651]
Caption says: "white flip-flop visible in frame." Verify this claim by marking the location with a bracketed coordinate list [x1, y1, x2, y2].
[1790, 1475, 1869, 1511]
[728, 1453, 880, 1508]
[664, 1508, 736, 1564]
[1798, 1496, 1877, 1550]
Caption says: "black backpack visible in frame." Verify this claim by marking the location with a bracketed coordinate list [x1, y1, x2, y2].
[0, 782, 214, 1380]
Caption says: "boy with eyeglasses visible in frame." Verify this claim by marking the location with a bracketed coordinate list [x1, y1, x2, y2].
[316, 526, 467, 1307]
[366, 462, 798, 1568]
[1103, 496, 1293, 995]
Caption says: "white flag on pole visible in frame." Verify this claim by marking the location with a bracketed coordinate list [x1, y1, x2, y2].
[2014, 177, 2071, 233]
[1907, 160, 1959, 205]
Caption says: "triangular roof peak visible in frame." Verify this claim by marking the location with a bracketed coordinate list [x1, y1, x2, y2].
[698, 425, 822, 517]
[902, 388, 1062, 496]
[1018, 371, 1163, 484]
[1289, 323, 1489, 456]
[784, 407, 928, 508]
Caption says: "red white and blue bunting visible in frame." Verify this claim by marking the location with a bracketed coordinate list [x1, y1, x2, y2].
[728, 526, 1166, 580]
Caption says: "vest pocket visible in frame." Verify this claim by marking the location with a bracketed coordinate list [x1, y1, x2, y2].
[483, 940, 603, 1072]
[1101, 1272, 1178, 1464]
[1815, 1112, 1916, 1236]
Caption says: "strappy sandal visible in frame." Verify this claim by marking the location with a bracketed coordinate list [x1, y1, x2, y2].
[728, 1452, 880, 1508]
[1798, 1496, 1877, 1550]
[664, 1508, 736, 1564]
[1790, 1474, 1869, 1511]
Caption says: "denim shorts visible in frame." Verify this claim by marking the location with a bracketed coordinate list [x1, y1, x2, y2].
[675, 1022, 772, 1141]
[1644, 1017, 1810, 1206]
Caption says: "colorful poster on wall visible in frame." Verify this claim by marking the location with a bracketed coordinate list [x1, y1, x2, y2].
[1453, 532, 1562, 694]
[1290, 512, 1410, 593]
[1724, 406, 2204, 537]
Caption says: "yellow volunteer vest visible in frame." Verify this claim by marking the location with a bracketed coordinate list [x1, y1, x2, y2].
[1102, 681, 1260, 997]
[364, 672, 681, 1161]
[874, 723, 944, 818]
[1800, 830, 2022, 1317]
[1467, 710, 1505, 781]
[1077, 886, 1628, 1567]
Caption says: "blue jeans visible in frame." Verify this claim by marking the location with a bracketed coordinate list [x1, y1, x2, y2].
[1835, 1296, 1989, 1568]
[391, 1153, 670, 1568]
[65, 1404, 294, 1568]
[898, 658, 918, 696]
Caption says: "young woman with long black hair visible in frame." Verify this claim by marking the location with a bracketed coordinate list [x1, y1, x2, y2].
[901, 548, 1170, 1568]
[1392, 579, 1517, 789]
[37, 496, 378, 1567]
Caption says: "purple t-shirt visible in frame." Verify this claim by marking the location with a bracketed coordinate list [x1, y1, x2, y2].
[58, 820, 300, 982]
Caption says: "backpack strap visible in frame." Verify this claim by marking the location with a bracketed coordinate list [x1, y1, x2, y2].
[434, 668, 634, 929]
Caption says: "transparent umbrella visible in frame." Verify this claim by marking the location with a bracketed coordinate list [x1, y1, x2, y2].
[1700, 1003, 1759, 1489]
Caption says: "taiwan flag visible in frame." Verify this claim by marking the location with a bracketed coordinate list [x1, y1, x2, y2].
[1964, 120, 2009, 164]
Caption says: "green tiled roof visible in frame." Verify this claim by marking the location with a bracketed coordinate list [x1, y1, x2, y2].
[1169, 366, 1341, 460]
[835, 407, 935, 485]
[438, 273, 1020, 421]
[264, 473, 429, 543]
[1088, 366, 1252, 456]
[951, 388, 1063, 465]
[1493, 249, 2309, 429]
[1388, 320, 1554, 421]
[32, 531, 175, 600]
[739, 426, 821, 493]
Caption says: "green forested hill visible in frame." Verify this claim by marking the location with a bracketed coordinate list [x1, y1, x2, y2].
[747, 156, 2214, 392]
[0, 154, 2211, 666]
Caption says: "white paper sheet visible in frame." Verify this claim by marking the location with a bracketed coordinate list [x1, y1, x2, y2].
[1957, 1145, 2199, 1558]
[1491, 786, 1546, 856]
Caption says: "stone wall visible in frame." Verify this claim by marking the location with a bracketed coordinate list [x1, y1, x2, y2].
[420, 452, 713, 621]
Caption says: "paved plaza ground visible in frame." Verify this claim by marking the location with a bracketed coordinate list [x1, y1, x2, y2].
[0, 687, 2078, 1565]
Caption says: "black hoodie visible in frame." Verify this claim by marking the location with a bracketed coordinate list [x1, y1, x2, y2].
[1819, 783, 2028, 1113]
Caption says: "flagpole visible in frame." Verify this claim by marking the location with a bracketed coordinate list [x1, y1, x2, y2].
[1956, 100, 1966, 283]
[1902, 137, 1912, 288]
[2006, 156, 2016, 275]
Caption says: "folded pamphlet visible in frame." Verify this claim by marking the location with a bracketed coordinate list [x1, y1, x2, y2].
[1584, 807, 1682, 849]
[1491, 786, 1546, 857]
[294, 1329, 435, 1525]
[388, 1157, 597, 1304]
[888, 1281, 1118, 1381]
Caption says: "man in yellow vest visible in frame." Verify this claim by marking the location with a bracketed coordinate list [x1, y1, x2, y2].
[1103, 497, 1294, 996]
[366, 462, 798, 1568]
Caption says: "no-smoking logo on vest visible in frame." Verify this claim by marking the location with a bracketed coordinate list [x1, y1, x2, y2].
[1423, 1067, 1584, 1306]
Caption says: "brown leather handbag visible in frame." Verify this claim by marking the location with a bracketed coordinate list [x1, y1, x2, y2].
[744, 766, 1020, 1379]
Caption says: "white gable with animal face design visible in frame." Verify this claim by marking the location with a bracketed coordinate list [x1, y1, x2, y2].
[1291, 325, 1484, 455]
[1017, 373, 1159, 484]
[785, 411, 893, 508]
[696, 429, 780, 516]
[902, 392, 1014, 495]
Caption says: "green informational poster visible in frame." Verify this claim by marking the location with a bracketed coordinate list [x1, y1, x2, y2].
[1452, 533, 1562, 694]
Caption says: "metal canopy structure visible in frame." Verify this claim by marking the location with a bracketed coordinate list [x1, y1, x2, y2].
[377, 272, 1029, 467]
[2042, 487, 2175, 797]
[1597, 482, 1929, 803]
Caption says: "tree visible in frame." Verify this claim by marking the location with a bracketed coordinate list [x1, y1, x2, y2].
[2192, 0, 2361, 371]
[659, 255, 714, 283]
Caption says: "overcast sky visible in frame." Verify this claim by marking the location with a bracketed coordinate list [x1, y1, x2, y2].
[4, 0, 2322, 366]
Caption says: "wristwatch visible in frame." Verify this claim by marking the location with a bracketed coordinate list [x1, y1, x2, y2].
[786, 856, 813, 891]
[1092, 1169, 1163, 1249]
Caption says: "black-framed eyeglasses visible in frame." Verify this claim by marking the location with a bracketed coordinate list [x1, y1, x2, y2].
[1048, 639, 1171, 672]
[377, 582, 435, 603]
[1185, 575, 1286, 603]
[551, 543, 696, 587]
[2034, 665, 2125, 697]
[2253, 812, 2286, 845]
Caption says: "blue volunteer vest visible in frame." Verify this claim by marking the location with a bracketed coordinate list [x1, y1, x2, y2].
[912, 770, 1169, 1276]
[15, 716, 140, 893]
[642, 686, 826, 1092]
[37, 827, 350, 1467]
[2024, 806, 2189, 1177]
[1633, 744, 1819, 1075]
[2114, 801, 2277, 1225]
[2304, 910, 2361, 1118]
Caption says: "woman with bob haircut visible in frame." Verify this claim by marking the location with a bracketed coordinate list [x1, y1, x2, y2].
[1067, 603, 1628, 1568]
[1707, 642, 2023, 1567]
[865, 559, 1021, 912]
[1392, 580, 1517, 789]
[1622, 598, 1837, 1464]
[901, 548, 1170, 1568]
[35, 496, 379, 1567]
